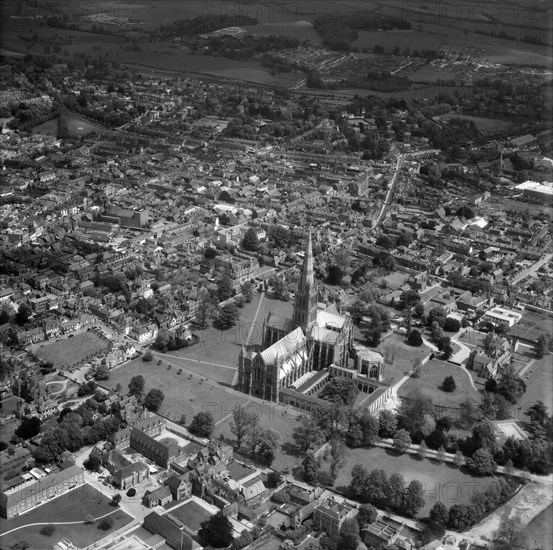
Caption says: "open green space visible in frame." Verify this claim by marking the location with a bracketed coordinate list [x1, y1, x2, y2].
[517, 356, 552, 419]
[169, 499, 212, 532]
[0, 484, 133, 549]
[35, 331, 110, 369]
[398, 359, 480, 407]
[32, 116, 105, 138]
[438, 114, 513, 133]
[332, 446, 497, 517]
[381, 332, 433, 377]
[164, 293, 293, 375]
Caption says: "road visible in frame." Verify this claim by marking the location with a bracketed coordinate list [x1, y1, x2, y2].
[372, 149, 440, 230]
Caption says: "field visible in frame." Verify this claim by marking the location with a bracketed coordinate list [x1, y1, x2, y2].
[35, 331, 110, 369]
[169, 499, 212, 532]
[353, 30, 446, 52]
[32, 116, 105, 138]
[398, 359, 480, 406]
[517, 356, 553, 419]
[438, 114, 513, 133]
[333, 446, 497, 517]
[0, 484, 133, 549]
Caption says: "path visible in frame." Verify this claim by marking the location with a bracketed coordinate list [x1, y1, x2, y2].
[518, 358, 536, 378]
[245, 292, 265, 346]
[155, 352, 235, 371]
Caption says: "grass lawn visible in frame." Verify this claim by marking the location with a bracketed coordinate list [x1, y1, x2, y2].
[161, 293, 293, 379]
[352, 29, 446, 52]
[517, 356, 553, 419]
[0, 484, 133, 549]
[382, 332, 433, 377]
[35, 331, 110, 369]
[398, 359, 480, 407]
[332, 446, 496, 517]
[169, 499, 212, 533]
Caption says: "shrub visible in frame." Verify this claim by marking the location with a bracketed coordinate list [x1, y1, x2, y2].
[442, 376, 456, 392]
[126, 488, 136, 497]
[98, 517, 114, 530]
[40, 524, 55, 536]
[407, 329, 423, 347]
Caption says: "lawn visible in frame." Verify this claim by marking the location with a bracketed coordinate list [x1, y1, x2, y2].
[35, 331, 110, 369]
[168, 499, 212, 533]
[32, 116, 105, 138]
[381, 332, 433, 378]
[517, 356, 553, 420]
[0, 484, 133, 549]
[332, 446, 497, 517]
[398, 359, 480, 407]
[522, 503, 553, 550]
[162, 293, 293, 379]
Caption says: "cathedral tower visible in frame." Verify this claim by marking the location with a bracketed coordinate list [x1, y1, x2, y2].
[292, 231, 318, 332]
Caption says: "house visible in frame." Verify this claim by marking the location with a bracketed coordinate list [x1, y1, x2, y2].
[113, 462, 150, 490]
[144, 485, 173, 507]
[313, 497, 357, 536]
[468, 336, 513, 378]
[166, 473, 193, 502]
[361, 515, 405, 548]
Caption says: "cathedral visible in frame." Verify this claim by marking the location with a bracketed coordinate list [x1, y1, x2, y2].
[237, 232, 354, 402]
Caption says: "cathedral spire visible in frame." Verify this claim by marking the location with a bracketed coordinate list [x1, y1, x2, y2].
[300, 229, 314, 289]
[293, 230, 318, 332]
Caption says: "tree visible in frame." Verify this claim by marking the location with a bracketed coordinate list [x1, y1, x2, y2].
[320, 378, 358, 407]
[379, 410, 398, 438]
[327, 265, 344, 285]
[302, 451, 319, 483]
[493, 515, 526, 550]
[84, 454, 102, 472]
[430, 502, 449, 526]
[414, 302, 425, 317]
[217, 303, 239, 330]
[496, 365, 526, 404]
[15, 304, 31, 325]
[142, 350, 153, 361]
[84, 514, 95, 524]
[128, 375, 145, 398]
[196, 287, 213, 329]
[388, 473, 405, 510]
[350, 464, 370, 500]
[257, 428, 281, 466]
[367, 469, 389, 507]
[98, 517, 114, 530]
[329, 437, 346, 478]
[143, 388, 164, 412]
[403, 480, 425, 517]
[95, 364, 110, 380]
[443, 317, 461, 332]
[189, 412, 215, 438]
[230, 408, 258, 450]
[467, 448, 496, 475]
[127, 488, 136, 497]
[111, 494, 122, 506]
[338, 518, 360, 550]
[399, 289, 421, 309]
[393, 429, 412, 454]
[10, 542, 29, 550]
[456, 205, 475, 219]
[240, 281, 254, 303]
[266, 471, 283, 489]
[448, 504, 477, 531]
[407, 329, 423, 347]
[418, 440, 428, 459]
[459, 398, 481, 428]
[442, 376, 456, 392]
[40, 524, 56, 536]
[399, 390, 433, 434]
[15, 416, 41, 440]
[527, 401, 549, 427]
[535, 334, 549, 359]
[438, 336, 453, 359]
[292, 414, 325, 452]
[241, 227, 260, 251]
[357, 503, 378, 528]
[216, 274, 235, 301]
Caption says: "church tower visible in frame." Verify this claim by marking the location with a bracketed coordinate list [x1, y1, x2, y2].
[293, 231, 318, 332]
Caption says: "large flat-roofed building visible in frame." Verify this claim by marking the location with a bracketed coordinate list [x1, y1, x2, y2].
[313, 497, 357, 536]
[0, 465, 84, 519]
[515, 181, 553, 203]
[143, 511, 199, 550]
[482, 306, 523, 329]
[102, 207, 149, 228]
